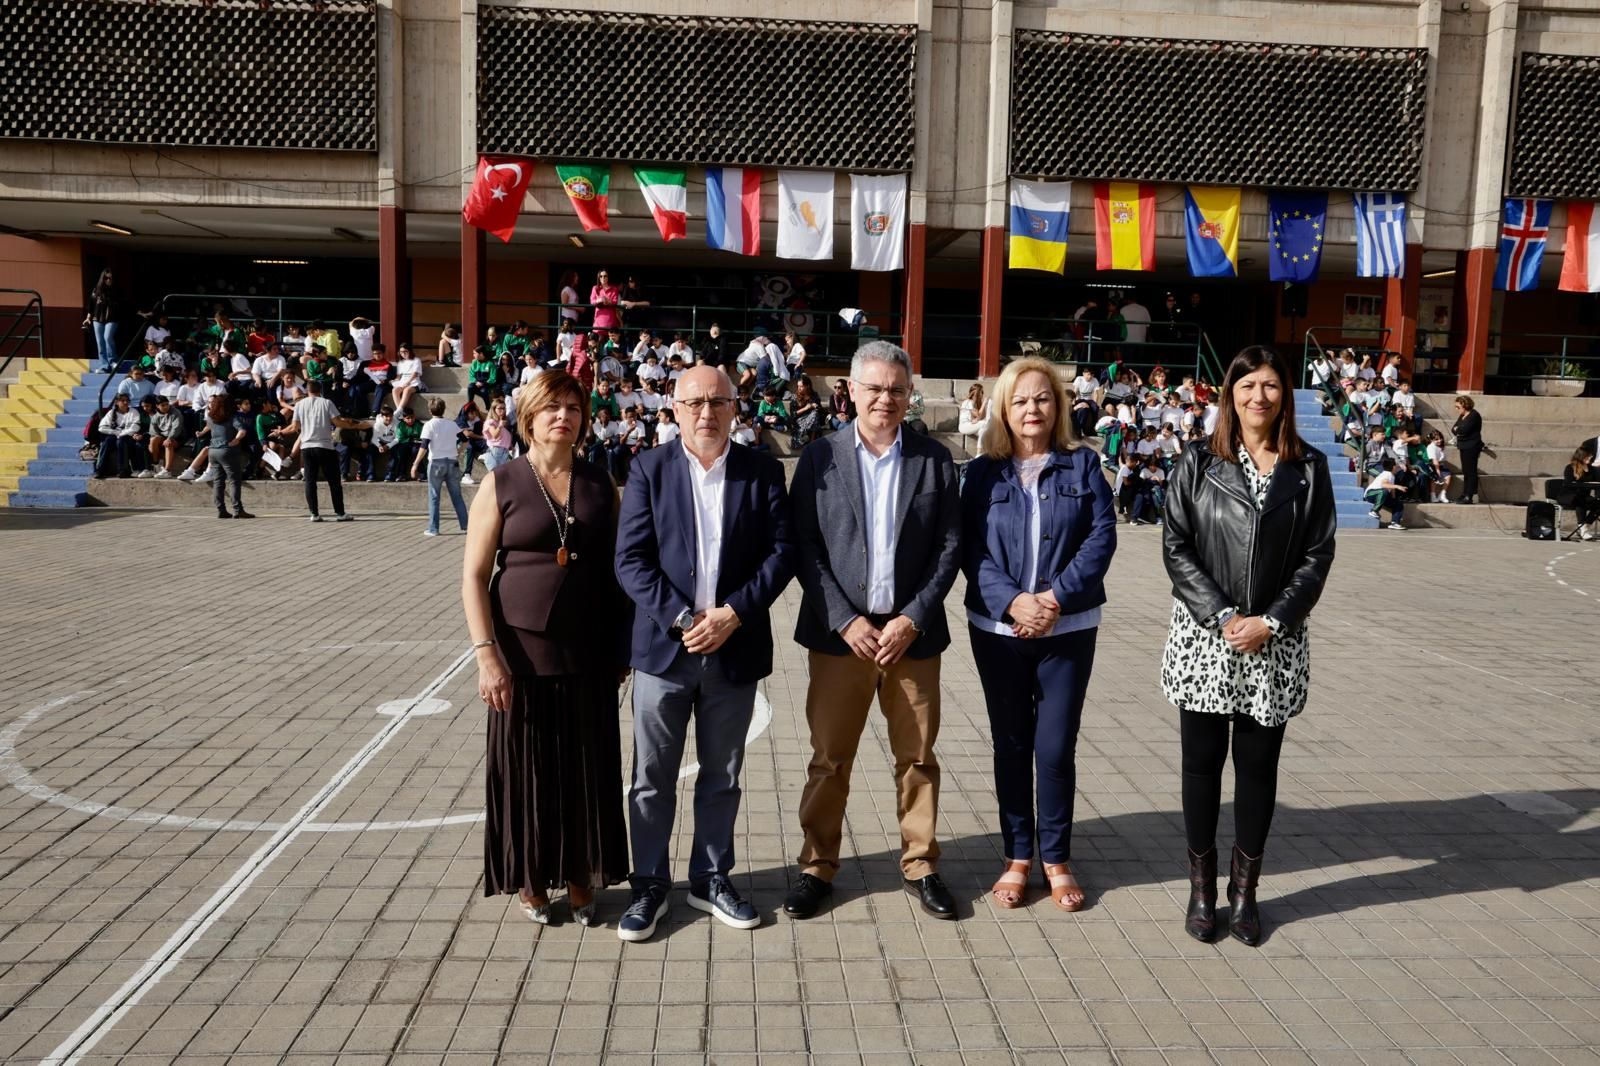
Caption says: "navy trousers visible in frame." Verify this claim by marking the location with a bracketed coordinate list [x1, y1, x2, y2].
[969, 624, 1098, 864]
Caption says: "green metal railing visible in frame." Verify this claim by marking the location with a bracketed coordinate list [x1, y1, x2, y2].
[0, 288, 44, 382]
[1484, 331, 1600, 394]
[1300, 326, 1394, 387]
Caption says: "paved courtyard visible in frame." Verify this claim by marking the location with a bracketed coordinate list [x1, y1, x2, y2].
[0, 506, 1597, 1066]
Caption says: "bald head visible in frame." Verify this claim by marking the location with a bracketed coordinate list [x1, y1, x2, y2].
[673, 365, 736, 465]
[678, 364, 734, 400]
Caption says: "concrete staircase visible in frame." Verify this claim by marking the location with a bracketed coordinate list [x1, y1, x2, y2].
[1295, 388, 1379, 530]
[0, 358, 91, 507]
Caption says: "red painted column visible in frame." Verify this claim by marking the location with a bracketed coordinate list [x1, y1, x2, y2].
[978, 226, 1004, 378]
[1457, 247, 1494, 393]
[902, 222, 926, 373]
[378, 206, 409, 348]
[1382, 244, 1424, 376]
[461, 220, 486, 350]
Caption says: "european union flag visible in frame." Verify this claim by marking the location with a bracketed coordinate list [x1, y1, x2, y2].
[1267, 191, 1329, 283]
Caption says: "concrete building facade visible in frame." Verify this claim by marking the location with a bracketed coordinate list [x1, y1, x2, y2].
[1, 0, 1598, 387]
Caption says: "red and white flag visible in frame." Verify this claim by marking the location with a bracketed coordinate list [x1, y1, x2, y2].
[1559, 201, 1600, 293]
[462, 156, 534, 243]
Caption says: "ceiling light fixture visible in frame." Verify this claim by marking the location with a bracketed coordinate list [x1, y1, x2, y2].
[89, 220, 134, 236]
[253, 259, 310, 266]
[1422, 269, 1456, 279]
[568, 234, 586, 248]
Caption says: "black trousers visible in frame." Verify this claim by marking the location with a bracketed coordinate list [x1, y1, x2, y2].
[1459, 444, 1482, 499]
[1180, 710, 1286, 858]
[301, 446, 345, 517]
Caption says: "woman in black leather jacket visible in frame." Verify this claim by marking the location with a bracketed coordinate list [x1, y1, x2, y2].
[1160, 345, 1336, 947]
[1451, 395, 1483, 504]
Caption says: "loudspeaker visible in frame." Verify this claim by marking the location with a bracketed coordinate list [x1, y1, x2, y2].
[1524, 500, 1556, 541]
[1281, 283, 1309, 318]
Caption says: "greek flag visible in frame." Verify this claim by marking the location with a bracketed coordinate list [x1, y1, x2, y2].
[1353, 192, 1408, 278]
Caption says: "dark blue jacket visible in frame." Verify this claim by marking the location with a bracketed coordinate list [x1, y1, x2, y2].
[615, 442, 797, 683]
[960, 447, 1117, 624]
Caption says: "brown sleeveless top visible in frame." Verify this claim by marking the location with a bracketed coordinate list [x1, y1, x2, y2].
[488, 456, 627, 675]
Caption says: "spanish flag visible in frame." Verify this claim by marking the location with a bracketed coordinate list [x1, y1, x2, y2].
[1008, 179, 1071, 274]
[1184, 186, 1242, 277]
[1093, 182, 1155, 271]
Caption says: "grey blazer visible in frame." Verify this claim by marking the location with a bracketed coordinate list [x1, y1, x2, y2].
[790, 425, 962, 658]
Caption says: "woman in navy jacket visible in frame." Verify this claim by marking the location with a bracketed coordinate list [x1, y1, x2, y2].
[961, 357, 1117, 913]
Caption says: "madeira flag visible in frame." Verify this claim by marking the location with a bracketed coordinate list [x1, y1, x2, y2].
[1008, 179, 1071, 273]
[1184, 186, 1242, 277]
[1093, 182, 1155, 271]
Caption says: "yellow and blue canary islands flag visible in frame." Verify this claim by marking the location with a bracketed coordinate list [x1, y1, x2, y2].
[1009, 179, 1071, 274]
[1183, 186, 1241, 277]
[1267, 190, 1328, 283]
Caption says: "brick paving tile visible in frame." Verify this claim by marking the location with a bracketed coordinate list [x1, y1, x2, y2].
[0, 511, 1597, 1064]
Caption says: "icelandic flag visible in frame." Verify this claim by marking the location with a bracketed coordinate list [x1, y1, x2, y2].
[1008, 179, 1070, 274]
[1494, 197, 1553, 292]
[706, 167, 763, 256]
[1266, 191, 1328, 283]
[1183, 186, 1241, 277]
[1353, 192, 1408, 278]
[1559, 202, 1600, 293]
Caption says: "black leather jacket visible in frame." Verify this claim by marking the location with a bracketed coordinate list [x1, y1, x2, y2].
[1162, 443, 1337, 632]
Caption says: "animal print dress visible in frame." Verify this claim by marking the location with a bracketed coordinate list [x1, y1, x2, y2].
[1160, 446, 1311, 727]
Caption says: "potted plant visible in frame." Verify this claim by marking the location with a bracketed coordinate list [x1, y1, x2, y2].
[1531, 358, 1588, 397]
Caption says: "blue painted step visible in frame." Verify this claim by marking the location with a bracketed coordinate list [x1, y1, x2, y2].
[27, 459, 94, 477]
[10, 490, 92, 508]
[8, 366, 107, 508]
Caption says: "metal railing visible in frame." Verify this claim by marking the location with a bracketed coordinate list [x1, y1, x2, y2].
[1300, 326, 1395, 389]
[1484, 332, 1600, 394]
[0, 288, 44, 381]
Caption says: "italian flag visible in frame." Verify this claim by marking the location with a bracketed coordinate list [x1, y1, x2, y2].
[633, 167, 688, 242]
[556, 164, 611, 231]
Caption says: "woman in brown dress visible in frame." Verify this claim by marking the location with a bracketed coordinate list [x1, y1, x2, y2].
[463, 371, 630, 925]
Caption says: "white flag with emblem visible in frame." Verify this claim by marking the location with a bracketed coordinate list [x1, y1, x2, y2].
[850, 173, 907, 272]
[776, 170, 835, 260]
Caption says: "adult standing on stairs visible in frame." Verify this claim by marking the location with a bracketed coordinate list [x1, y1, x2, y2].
[1451, 395, 1483, 504]
[84, 269, 119, 372]
[1159, 345, 1336, 948]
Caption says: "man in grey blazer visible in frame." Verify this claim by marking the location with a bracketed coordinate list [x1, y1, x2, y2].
[785, 341, 963, 920]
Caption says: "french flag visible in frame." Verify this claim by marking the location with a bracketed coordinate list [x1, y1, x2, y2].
[706, 167, 763, 256]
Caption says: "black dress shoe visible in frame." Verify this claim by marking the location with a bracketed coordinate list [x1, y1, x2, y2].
[904, 874, 957, 920]
[782, 873, 832, 919]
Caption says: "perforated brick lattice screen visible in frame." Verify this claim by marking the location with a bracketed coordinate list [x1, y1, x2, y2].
[1010, 31, 1428, 191]
[1509, 53, 1600, 199]
[477, 8, 915, 171]
[0, 0, 376, 151]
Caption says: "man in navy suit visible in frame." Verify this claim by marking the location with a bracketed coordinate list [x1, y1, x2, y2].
[614, 364, 797, 942]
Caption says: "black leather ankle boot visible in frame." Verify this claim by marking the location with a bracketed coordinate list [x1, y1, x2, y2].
[1226, 844, 1264, 947]
[1184, 848, 1221, 943]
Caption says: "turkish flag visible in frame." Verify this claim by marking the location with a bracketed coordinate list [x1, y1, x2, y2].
[462, 156, 535, 243]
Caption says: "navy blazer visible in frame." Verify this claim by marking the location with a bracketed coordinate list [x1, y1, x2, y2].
[960, 447, 1117, 624]
[791, 426, 962, 658]
[614, 441, 797, 684]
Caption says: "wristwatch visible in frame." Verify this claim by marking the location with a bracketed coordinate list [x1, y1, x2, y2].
[1214, 607, 1238, 629]
[668, 607, 695, 642]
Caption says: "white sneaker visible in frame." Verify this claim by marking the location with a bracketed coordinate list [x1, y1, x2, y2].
[153, 469, 173, 480]
[134, 469, 153, 478]
[197, 468, 218, 483]
[176, 469, 198, 482]
[1581, 527, 1595, 542]
[461, 474, 474, 486]
[1387, 521, 1405, 530]
[1367, 509, 1380, 519]
[423, 529, 439, 537]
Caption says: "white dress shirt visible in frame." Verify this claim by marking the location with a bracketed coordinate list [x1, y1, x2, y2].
[855, 425, 902, 615]
[683, 442, 730, 614]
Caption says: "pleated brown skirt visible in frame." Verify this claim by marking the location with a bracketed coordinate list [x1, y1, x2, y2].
[483, 626, 629, 896]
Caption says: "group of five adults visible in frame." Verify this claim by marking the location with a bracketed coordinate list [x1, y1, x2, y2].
[460, 340, 1336, 948]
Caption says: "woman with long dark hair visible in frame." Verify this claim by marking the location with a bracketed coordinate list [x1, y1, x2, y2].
[1451, 395, 1483, 504]
[1160, 345, 1336, 946]
[85, 269, 118, 371]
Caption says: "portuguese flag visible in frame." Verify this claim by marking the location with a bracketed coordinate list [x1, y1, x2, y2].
[556, 164, 610, 232]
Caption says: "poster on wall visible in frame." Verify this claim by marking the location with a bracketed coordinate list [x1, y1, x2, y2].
[1342, 294, 1382, 336]
[751, 273, 832, 341]
[1417, 287, 1452, 367]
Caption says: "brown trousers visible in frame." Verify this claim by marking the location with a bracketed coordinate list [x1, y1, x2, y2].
[797, 650, 942, 881]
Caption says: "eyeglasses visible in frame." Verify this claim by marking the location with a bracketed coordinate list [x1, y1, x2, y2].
[675, 397, 735, 412]
[851, 380, 909, 402]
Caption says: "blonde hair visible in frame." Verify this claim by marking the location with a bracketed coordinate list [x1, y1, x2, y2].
[979, 357, 1080, 459]
[514, 370, 590, 447]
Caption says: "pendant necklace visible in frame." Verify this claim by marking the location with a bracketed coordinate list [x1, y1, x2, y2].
[528, 458, 576, 566]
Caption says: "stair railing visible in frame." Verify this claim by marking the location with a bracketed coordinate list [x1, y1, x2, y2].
[0, 289, 45, 382]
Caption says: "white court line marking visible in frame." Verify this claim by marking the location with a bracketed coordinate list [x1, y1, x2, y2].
[40, 649, 476, 1066]
[4, 686, 774, 834]
[1544, 547, 1595, 602]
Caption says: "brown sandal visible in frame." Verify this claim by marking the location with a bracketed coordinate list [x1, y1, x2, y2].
[990, 859, 1031, 909]
[1044, 862, 1086, 912]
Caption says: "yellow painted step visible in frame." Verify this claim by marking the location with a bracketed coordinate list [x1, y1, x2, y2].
[7, 384, 74, 405]
[0, 396, 60, 416]
[0, 427, 46, 444]
[16, 371, 82, 389]
[0, 442, 37, 461]
[0, 475, 22, 493]
[0, 413, 55, 432]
